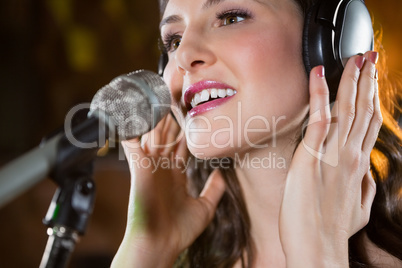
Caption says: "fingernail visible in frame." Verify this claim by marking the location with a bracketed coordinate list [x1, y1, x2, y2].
[369, 51, 379, 64]
[316, 65, 325, 78]
[355, 55, 366, 70]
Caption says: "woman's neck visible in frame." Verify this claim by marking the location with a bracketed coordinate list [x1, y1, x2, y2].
[234, 138, 296, 267]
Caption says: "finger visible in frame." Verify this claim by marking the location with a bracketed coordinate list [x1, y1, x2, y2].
[347, 51, 378, 146]
[160, 113, 183, 156]
[122, 138, 160, 184]
[123, 138, 167, 209]
[335, 54, 363, 147]
[172, 135, 188, 170]
[362, 58, 382, 154]
[142, 115, 169, 156]
[122, 138, 144, 163]
[197, 169, 226, 225]
[173, 129, 187, 155]
[302, 66, 331, 158]
[159, 112, 176, 144]
[360, 171, 376, 226]
[122, 138, 155, 193]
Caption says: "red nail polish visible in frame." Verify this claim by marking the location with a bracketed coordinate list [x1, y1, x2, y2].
[316, 65, 325, 78]
[369, 51, 379, 64]
[355, 55, 365, 70]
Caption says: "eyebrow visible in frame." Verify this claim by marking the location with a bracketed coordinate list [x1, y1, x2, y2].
[202, 0, 226, 9]
[159, 0, 226, 29]
[160, 15, 182, 29]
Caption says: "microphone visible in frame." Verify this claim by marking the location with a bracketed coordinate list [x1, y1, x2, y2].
[0, 70, 171, 208]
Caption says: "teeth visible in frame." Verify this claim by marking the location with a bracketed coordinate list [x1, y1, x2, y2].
[190, 88, 236, 108]
[200, 89, 209, 102]
[210, 88, 218, 98]
[194, 93, 201, 106]
[218, 89, 226, 98]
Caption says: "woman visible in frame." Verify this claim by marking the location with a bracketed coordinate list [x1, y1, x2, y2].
[112, 0, 402, 267]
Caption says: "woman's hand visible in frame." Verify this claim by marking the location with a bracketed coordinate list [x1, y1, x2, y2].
[111, 113, 226, 268]
[279, 51, 382, 267]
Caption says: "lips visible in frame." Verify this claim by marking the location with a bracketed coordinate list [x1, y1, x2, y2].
[184, 80, 237, 116]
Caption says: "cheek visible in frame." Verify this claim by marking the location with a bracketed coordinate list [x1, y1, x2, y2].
[241, 24, 308, 107]
[215, 25, 309, 144]
[163, 60, 182, 103]
[163, 60, 186, 123]
[238, 26, 305, 86]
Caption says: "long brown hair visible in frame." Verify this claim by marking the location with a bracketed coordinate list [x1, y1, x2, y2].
[158, 0, 402, 267]
[348, 33, 402, 266]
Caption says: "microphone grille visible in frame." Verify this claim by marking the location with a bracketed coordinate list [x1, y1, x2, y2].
[89, 70, 171, 140]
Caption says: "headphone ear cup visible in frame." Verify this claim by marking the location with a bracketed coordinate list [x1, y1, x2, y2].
[302, 3, 316, 78]
[302, 0, 374, 103]
[302, 1, 342, 103]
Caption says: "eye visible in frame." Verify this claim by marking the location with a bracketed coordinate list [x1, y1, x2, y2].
[223, 15, 246, 26]
[217, 9, 251, 26]
[163, 34, 182, 52]
[170, 37, 181, 51]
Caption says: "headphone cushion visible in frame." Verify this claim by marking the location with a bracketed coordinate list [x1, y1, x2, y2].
[302, 3, 316, 78]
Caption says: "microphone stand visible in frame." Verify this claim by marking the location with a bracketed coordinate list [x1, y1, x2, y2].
[39, 161, 96, 268]
[38, 108, 106, 268]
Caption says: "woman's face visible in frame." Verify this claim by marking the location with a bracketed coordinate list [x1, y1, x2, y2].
[161, 0, 310, 159]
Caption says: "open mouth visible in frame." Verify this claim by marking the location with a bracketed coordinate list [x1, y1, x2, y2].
[189, 88, 236, 109]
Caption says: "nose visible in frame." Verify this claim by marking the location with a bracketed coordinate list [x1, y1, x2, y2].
[175, 30, 216, 75]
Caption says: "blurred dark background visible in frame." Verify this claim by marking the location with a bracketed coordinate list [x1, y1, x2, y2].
[0, 1, 400, 267]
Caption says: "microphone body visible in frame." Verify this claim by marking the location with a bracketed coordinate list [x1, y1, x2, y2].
[0, 70, 171, 208]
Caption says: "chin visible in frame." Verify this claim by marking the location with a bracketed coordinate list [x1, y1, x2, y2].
[187, 144, 235, 160]
[185, 129, 236, 158]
